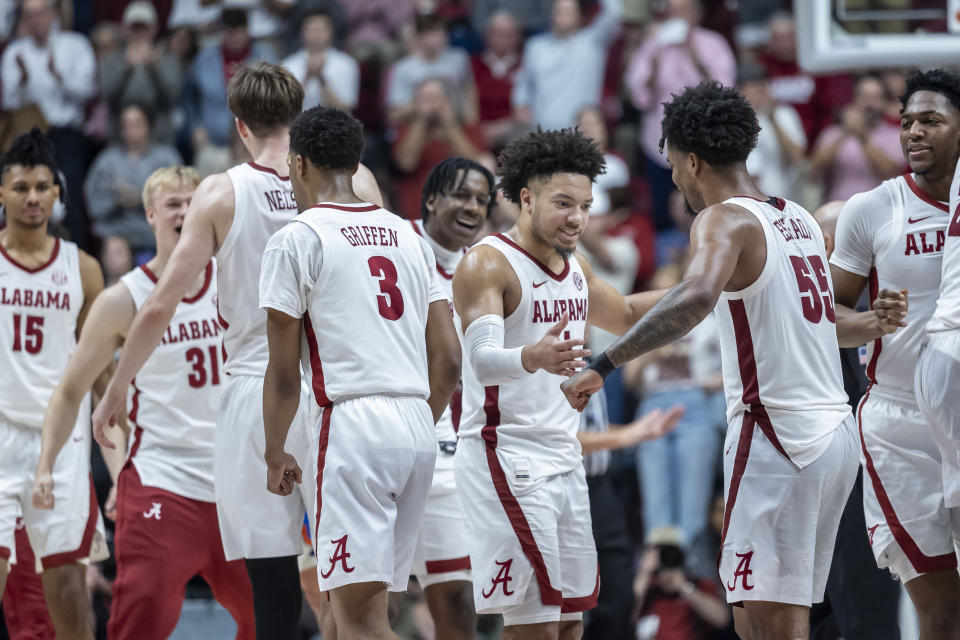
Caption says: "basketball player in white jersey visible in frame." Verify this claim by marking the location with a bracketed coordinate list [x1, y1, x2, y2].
[259, 106, 461, 639]
[89, 63, 383, 638]
[32, 166, 256, 639]
[452, 128, 678, 638]
[406, 157, 495, 640]
[562, 82, 868, 640]
[831, 68, 960, 638]
[0, 129, 108, 639]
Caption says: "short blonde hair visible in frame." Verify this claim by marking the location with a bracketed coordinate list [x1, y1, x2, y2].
[142, 166, 201, 210]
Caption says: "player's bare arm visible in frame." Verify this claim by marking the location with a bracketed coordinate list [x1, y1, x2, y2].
[830, 265, 908, 347]
[424, 300, 462, 423]
[92, 173, 234, 432]
[33, 282, 135, 509]
[263, 308, 303, 497]
[354, 163, 384, 207]
[453, 245, 588, 379]
[76, 249, 105, 337]
[562, 203, 758, 410]
[575, 251, 667, 334]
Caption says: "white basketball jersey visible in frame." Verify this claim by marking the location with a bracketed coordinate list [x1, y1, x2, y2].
[927, 159, 960, 334]
[714, 197, 850, 469]
[458, 234, 589, 479]
[260, 203, 445, 411]
[410, 219, 465, 455]
[120, 261, 221, 502]
[217, 162, 299, 376]
[831, 174, 949, 393]
[0, 238, 89, 429]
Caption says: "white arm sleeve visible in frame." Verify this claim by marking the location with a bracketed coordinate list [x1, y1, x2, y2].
[465, 314, 531, 386]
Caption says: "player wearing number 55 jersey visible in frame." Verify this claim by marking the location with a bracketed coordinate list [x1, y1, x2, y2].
[831, 69, 960, 637]
[0, 130, 108, 638]
[562, 83, 873, 639]
[260, 107, 461, 639]
[33, 167, 255, 639]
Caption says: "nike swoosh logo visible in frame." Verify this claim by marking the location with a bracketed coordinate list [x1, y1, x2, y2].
[908, 215, 934, 224]
[532, 280, 548, 288]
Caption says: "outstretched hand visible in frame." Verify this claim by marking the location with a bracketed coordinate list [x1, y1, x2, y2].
[521, 313, 590, 377]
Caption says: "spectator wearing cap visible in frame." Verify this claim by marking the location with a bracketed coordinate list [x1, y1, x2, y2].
[738, 63, 807, 203]
[470, 10, 524, 150]
[85, 103, 182, 257]
[0, 0, 97, 249]
[184, 8, 277, 150]
[625, 0, 735, 230]
[282, 6, 359, 112]
[511, 0, 623, 131]
[100, 2, 183, 145]
[387, 12, 478, 126]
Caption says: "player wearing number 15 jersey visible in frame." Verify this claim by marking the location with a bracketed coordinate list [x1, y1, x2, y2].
[260, 106, 461, 638]
[33, 167, 255, 639]
[563, 83, 860, 639]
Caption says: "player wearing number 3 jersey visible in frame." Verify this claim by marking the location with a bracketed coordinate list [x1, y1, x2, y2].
[260, 106, 461, 639]
[562, 83, 861, 639]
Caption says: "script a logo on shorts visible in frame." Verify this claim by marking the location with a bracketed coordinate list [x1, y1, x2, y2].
[481, 559, 515, 598]
[867, 524, 880, 546]
[320, 534, 355, 579]
[726, 550, 755, 592]
[142, 502, 162, 520]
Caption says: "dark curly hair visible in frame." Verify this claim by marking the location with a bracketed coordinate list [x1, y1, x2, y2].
[899, 68, 960, 114]
[497, 128, 606, 205]
[289, 106, 364, 171]
[1, 128, 61, 186]
[659, 81, 760, 166]
[420, 157, 495, 220]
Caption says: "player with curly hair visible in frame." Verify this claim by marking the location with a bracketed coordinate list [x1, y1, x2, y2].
[451, 128, 667, 637]
[561, 81, 903, 639]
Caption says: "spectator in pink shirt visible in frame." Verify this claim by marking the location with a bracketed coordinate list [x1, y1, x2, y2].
[811, 73, 904, 202]
[625, 0, 736, 229]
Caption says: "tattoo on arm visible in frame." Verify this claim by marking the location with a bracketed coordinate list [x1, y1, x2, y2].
[606, 282, 713, 367]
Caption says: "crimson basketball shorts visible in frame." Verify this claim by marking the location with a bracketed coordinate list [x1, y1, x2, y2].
[0, 418, 107, 570]
[411, 454, 472, 588]
[312, 395, 435, 593]
[718, 412, 858, 606]
[454, 437, 598, 627]
[214, 374, 316, 561]
[858, 384, 960, 582]
[916, 332, 960, 510]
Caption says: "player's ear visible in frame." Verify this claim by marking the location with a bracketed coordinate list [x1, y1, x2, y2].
[687, 152, 700, 176]
[520, 186, 532, 211]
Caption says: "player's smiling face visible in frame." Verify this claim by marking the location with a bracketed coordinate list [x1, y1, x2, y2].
[146, 187, 193, 256]
[0, 164, 58, 230]
[900, 90, 960, 179]
[526, 172, 592, 256]
[424, 168, 491, 250]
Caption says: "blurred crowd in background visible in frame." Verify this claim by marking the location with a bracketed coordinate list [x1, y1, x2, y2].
[0, 0, 945, 638]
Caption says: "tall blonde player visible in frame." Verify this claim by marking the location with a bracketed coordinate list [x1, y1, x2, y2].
[89, 63, 383, 638]
[33, 167, 256, 639]
[0, 129, 108, 639]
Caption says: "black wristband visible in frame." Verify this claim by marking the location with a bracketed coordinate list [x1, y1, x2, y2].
[586, 352, 616, 380]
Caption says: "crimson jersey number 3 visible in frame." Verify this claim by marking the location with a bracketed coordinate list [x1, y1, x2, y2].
[368, 256, 405, 320]
[789, 255, 836, 324]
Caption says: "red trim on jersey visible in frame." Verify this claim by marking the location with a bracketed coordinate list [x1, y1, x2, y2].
[0, 237, 60, 273]
[561, 565, 600, 613]
[480, 386, 564, 607]
[247, 161, 290, 181]
[717, 411, 756, 570]
[411, 219, 459, 279]
[494, 233, 569, 282]
[41, 475, 99, 569]
[728, 299, 791, 460]
[905, 174, 950, 213]
[733, 195, 786, 211]
[127, 378, 142, 432]
[303, 311, 331, 407]
[858, 387, 958, 574]
[865, 268, 882, 385]
[311, 202, 380, 213]
[425, 556, 472, 574]
[314, 407, 333, 549]
[140, 262, 213, 304]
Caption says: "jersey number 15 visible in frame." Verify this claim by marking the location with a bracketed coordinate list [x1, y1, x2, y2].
[12, 314, 43, 354]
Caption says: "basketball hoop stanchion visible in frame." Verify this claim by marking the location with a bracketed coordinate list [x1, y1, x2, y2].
[796, 0, 960, 72]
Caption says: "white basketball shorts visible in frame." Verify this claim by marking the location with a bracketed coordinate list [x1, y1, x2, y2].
[0, 418, 107, 571]
[718, 411, 858, 606]
[312, 395, 435, 593]
[455, 437, 598, 627]
[858, 385, 960, 582]
[916, 331, 960, 510]
[215, 374, 316, 561]
[411, 454, 472, 588]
